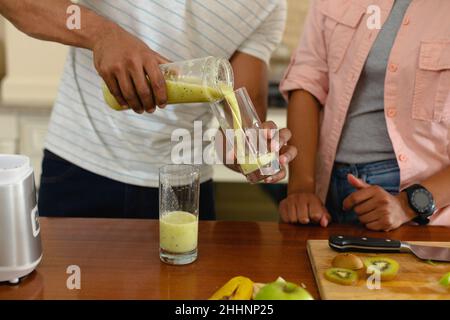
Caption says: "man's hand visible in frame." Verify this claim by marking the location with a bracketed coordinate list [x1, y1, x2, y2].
[279, 192, 331, 227]
[93, 26, 170, 114]
[343, 174, 416, 232]
[261, 121, 297, 184]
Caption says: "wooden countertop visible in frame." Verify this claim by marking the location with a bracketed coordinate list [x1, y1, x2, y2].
[1, 218, 449, 300]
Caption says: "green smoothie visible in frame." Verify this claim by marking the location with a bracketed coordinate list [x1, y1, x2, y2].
[221, 88, 277, 175]
[102, 80, 223, 110]
[160, 211, 198, 254]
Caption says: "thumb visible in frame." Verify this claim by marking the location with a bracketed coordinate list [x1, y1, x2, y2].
[347, 174, 370, 190]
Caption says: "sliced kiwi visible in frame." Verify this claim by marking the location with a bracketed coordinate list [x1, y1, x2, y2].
[332, 253, 364, 271]
[363, 257, 399, 281]
[324, 268, 359, 286]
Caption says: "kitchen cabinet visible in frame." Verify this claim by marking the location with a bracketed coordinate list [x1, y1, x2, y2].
[0, 108, 50, 186]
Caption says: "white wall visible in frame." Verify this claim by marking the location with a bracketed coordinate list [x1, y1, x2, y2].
[1, 19, 68, 107]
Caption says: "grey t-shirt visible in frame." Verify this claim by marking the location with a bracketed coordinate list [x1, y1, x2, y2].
[335, 0, 412, 164]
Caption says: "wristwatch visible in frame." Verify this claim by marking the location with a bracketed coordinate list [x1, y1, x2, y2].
[404, 184, 436, 225]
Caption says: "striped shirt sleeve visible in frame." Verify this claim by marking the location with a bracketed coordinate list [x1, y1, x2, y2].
[237, 0, 287, 64]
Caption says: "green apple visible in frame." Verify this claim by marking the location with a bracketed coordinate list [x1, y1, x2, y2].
[254, 277, 314, 300]
[439, 272, 450, 288]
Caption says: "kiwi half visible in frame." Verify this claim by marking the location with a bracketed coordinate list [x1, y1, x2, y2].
[363, 257, 399, 281]
[324, 268, 359, 286]
[332, 253, 364, 271]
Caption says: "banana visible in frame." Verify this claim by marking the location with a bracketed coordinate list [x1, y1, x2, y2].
[209, 276, 254, 300]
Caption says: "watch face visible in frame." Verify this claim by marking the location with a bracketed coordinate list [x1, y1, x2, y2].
[411, 189, 434, 215]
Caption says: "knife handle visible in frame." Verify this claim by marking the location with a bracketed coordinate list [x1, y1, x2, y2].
[329, 235, 402, 253]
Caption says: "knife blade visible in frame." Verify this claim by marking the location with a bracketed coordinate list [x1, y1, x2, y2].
[329, 235, 450, 262]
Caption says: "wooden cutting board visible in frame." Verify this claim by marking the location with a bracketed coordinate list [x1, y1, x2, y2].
[307, 240, 450, 300]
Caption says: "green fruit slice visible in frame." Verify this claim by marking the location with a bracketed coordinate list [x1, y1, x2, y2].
[439, 272, 450, 288]
[324, 268, 359, 286]
[364, 257, 399, 281]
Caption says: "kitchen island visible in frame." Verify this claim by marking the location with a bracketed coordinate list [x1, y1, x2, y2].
[1, 218, 449, 300]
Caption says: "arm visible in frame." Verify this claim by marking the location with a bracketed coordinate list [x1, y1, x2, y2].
[0, 0, 105, 48]
[278, 1, 331, 226]
[279, 90, 330, 226]
[344, 167, 450, 232]
[286, 90, 321, 194]
[231, 52, 268, 121]
[422, 167, 450, 209]
[0, 0, 167, 113]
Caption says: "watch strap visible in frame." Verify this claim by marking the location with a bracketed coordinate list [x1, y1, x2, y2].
[405, 184, 434, 225]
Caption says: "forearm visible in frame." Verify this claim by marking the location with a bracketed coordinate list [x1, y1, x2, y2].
[287, 90, 321, 194]
[0, 0, 117, 50]
[421, 166, 450, 209]
[230, 52, 268, 121]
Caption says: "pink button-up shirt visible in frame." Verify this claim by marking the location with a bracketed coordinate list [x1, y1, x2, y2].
[280, 0, 450, 225]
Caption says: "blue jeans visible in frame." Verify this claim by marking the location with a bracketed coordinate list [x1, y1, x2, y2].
[38, 150, 216, 220]
[326, 159, 400, 224]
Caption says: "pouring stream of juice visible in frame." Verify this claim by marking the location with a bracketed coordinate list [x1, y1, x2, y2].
[102, 82, 276, 175]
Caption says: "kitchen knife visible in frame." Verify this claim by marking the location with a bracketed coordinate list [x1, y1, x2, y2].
[329, 235, 450, 262]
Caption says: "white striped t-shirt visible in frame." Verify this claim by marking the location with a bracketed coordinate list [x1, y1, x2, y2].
[45, 0, 287, 187]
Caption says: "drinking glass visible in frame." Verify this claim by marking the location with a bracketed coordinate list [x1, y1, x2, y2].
[159, 165, 200, 265]
[211, 87, 281, 183]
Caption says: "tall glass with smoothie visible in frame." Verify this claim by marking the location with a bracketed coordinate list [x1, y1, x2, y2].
[211, 88, 281, 183]
[159, 165, 200, 265]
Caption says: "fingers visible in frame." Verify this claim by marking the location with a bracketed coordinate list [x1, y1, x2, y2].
[320, 211, 332, 228]
[278, 128, 292, 146]
[279, 145, 297, 166]
[261, 121, 278, 151]
[296, 199, 310, 224]
[264, 166, 286, 183]
[261, 121, 277, 131]
[343, 186, 379, 211]
[353, 197, 378, 216]
[279, 200, 290, 223]
[278, 194, 330, 228]
[269, 127, 292, 153]
[285, 200, 298, 224]
[347, 174, 370, 190]
[309, 199, 324, 223]
[116, 70, 144, 114]
[365, 220, 387, 232]
[102, 74, 127, 108]
[145, 59, 167, 108]
[130, 66, 156, 113]
[358, 210, 381, 224]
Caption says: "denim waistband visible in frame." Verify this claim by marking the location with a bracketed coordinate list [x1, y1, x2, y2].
[332, 159, 399, 179]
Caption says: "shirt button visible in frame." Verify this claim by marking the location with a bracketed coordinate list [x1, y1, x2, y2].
[399, 154, 408, 162]
[403, 17, 410, 25]
[387, 108, 397, 118]
[389, 63, 398, 72]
